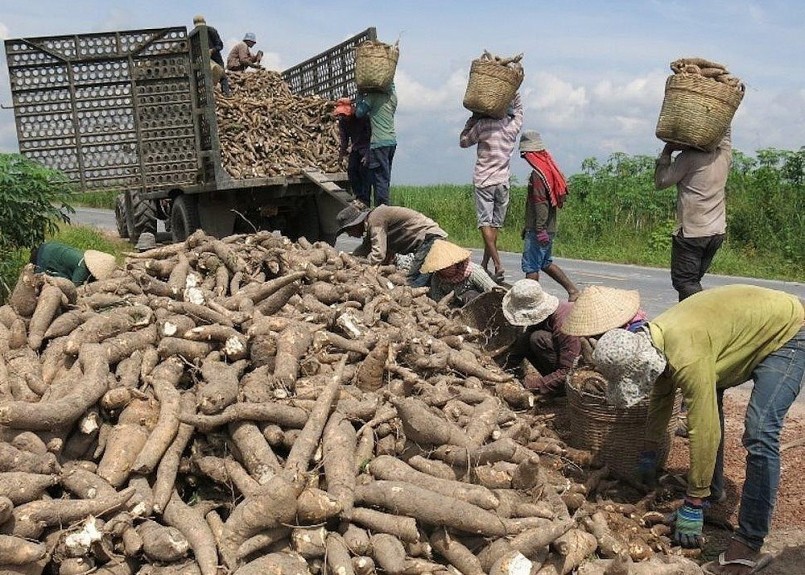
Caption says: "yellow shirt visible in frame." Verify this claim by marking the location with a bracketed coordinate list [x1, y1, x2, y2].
[645, 285, 803, 497]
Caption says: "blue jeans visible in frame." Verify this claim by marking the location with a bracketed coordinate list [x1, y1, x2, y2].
[734, 327, 804, 550]
[521, 230, 554, 274]
[369, 145, 395, 206]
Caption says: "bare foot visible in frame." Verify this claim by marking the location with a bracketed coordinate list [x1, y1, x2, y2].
[706, 539, 771, 575]
[567, 290, 580, 302]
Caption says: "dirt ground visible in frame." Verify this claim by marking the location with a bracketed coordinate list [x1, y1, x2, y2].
[544, 386, 805, 573]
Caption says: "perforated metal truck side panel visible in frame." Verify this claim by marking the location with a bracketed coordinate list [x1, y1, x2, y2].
[4, 27, 198, 193]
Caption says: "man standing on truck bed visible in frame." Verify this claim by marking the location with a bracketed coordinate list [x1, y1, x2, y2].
[227, 32, 263, 72]
[193, 15, 232, 96]
[356, 83, 397, 207]
[334, 97, 372, 207]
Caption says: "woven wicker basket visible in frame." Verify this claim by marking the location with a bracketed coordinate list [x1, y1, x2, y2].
[655, 73, 744, 151]
[457, 289, 520, 358]
[566, 369, 682, 479]
[463, 58, 524, 119]
[355, 41, 398, 92]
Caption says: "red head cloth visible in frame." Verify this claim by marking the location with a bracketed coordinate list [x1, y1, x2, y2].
[522, 150, 568, 208]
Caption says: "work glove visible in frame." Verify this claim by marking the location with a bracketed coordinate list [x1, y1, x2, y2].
[536, 229, 550, 246]
[672, 499, 704, 548]
[636, 450, 658, 488]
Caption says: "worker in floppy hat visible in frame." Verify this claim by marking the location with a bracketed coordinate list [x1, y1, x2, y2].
[518, 129, 579, 301]
[502, 279, 581, 395]
[30, 241, 117, 285]
[227, 32, 263, 72]
[334, 97, 371, 207]
[421, 239, 498, 306]
[592, 285, 803, 572]
[335, 203, 447, 287]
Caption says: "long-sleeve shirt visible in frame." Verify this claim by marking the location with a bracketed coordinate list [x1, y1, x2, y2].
[526, 171, 557, 233]
[654, 138, 732, 238]
[355, 84, 397, 148]
[429, 262, 497, 303]
[338, 115, 371, 157]
[352, 205, 446, 265]
[645, 285, 804, 498]
[531, 301, 581, 391]
[227, 42, 259, 71]
[34, 241, 91, 285]
[459, 93, 524, 188]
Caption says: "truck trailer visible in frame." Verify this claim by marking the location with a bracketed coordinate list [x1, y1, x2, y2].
[4, 25, 373, 243]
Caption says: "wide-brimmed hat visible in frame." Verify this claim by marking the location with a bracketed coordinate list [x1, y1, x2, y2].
[135, 232, 157, 252]
[336, 204, 370, 235]
[243, 32, 257, 43]
[502, 279, 560, 327]
[420, 240, 471, 274]
[84, 250, 117, 280]
[519, 130, 546, 153]
[334, 98, 354, 117]
[592, 328, 667, 408]
[561, 286, 641, 336]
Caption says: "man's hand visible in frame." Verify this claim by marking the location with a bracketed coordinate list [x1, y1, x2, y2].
[673, 499, 704, 548]
[637, 450, 658, 487]
[537, 230, 550, 246]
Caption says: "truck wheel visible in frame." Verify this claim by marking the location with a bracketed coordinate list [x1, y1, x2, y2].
[127, 191, 157, 243]
[171, 195, 201, 242]
[115, 194, 129, 239]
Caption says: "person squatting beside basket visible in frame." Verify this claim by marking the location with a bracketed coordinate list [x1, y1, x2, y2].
[654, 128, 732, 302]
[502, 279, 581, 396]
[459, 93, 524, 284]
[355, 83, 397, 207]
[334, 98, 372, 207]
[421, 239, 499, 307]
[335, 203, 447, 287]
[591, 285, 804, 574]
[518, 130, 579, 301]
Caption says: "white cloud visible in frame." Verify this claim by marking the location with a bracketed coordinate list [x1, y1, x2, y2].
[524, 73, 589, 127]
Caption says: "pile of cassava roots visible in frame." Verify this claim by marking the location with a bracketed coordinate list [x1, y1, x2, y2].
[0, 231, 706, 575]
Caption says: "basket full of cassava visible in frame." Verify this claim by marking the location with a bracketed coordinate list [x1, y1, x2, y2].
[463, 50, 524, 119]
[355, 39, 399, 92]
[566, 363, 681, 479]
[655, 57, 744, 151]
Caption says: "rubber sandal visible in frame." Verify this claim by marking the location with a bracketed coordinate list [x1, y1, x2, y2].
[702, 552, 773, 574]
[492, 270, 505, 285]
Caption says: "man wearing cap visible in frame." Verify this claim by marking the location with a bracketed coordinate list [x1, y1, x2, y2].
[518, 130, 579, 301]
[460, 93, 523, 283]
[592, 285, 803, 573]
[355, 83, 397, 206]
[30, 241, 117, 285]
[335, 203, 446, 286]
[503, 278, 581, 395]
[193, 15, 231, 96]
[422, 240, 498, 306]
[334, 98, 371, 207]
[654, 129, 732, 302]
[227, 33, 263, 72]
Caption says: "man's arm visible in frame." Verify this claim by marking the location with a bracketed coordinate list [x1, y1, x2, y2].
[459, 116, 480, 148]
[646, 375, 677, 449]
[366, 224, 388, 265]
[654, 143, 688, 189]
[538, 332, 581, 391]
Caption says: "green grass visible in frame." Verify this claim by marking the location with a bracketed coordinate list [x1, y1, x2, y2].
[70, 190, 118, 209]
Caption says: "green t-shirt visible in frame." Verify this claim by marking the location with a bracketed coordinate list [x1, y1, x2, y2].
[36, 242, 91, 285]
[645, 285, 803, 497]
[356, 84, 397, 148]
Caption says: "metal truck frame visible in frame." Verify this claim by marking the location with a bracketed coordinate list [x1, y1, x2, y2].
[4, 25, 375, 243]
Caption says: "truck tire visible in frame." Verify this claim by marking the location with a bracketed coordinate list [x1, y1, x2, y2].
[115, 194, 129, 239]
[127, 191, 157, 243]
[171, 195, 201, 242]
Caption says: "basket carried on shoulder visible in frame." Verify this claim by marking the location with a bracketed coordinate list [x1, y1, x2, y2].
[566, 368, 682, 479]
[655, 73, 744, 151]
[463, 54, 524, 119]
[355, 40, 399, 92]
[457, 289, 520, 358]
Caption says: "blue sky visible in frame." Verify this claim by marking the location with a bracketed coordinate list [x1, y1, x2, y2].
[1, 1, 804, 185]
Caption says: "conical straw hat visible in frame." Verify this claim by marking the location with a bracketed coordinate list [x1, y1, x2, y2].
[84, 250, 117, 280]
[420, 240, 471, 273]
[560, 285, 641, 336]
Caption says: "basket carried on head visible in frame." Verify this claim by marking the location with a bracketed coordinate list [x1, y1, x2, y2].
[463, 51, 524, 119]
[457, 289, 520, 358]
[566, 367, 682, 479]
[655, 58, 744, 152]
[355, 40, 399, 92]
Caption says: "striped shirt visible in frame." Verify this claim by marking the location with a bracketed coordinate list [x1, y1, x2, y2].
[429, 262, 498, 302]
[459, 93, 524, 188]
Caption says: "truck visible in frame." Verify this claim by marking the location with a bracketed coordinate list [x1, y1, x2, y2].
[4, 25, 374, 243]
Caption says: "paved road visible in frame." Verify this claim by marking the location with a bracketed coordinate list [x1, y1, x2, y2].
[76, 206, 804, 319]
